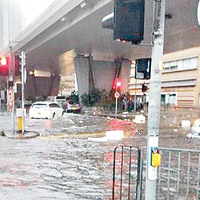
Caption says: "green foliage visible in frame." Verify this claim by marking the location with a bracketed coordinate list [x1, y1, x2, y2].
[81, 89, 101, 107]
[81, 89, 131, 112]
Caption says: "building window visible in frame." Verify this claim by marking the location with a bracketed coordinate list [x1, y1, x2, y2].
[163, 57, 198, 72]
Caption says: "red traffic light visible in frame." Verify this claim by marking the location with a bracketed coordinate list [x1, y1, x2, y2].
[0, 55, 20, 76]
[0, 56, 7, 66]
[116, 81, 121, 87]
[113, 78, 122, 90]
[0, 56, 9, 76]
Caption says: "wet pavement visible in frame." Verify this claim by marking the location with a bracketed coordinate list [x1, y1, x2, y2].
[0, 136, 116, 200]
[0, 107, 199, 199]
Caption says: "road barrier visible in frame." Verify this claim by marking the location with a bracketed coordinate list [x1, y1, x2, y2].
[112, 146, 200, 200]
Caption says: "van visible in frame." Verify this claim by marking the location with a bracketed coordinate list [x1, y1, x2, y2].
[55, 96, 66, 106]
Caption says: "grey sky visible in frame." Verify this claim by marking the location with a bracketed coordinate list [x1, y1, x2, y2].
[16, 0, 57, 28]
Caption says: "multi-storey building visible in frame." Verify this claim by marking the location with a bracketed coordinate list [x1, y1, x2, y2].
[0, 0, 23, 50]
[129, 47, 200, 108]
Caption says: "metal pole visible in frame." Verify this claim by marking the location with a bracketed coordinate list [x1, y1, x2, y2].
[145, 0, 165, 200]
[21, 51, 25, 134]
[134, 78, 137, 112]
[115, 96, 118, 118]
[9, 44, 15, 134]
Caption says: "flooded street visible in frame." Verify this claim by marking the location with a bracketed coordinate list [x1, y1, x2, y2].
[0, 108, 199, 199]
[0, 114, 123, 200]
[0, 135, 117, 200]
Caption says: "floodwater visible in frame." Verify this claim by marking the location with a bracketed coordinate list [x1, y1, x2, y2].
[0, 135, 117, 200]
[0, 108, 199, 200]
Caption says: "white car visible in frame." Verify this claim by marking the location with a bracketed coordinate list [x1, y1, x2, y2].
[29, 102, 63, 119]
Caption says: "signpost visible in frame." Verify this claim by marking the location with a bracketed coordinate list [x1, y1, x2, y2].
[115, 91, 120, 118]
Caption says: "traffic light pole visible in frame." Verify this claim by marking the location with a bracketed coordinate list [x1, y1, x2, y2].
[145, 0, 165, 200]
[21, 51, 26, 135]
[134, 78, 137, 112]
[115, 96, 118, 118]
[8, 44, 15, 134]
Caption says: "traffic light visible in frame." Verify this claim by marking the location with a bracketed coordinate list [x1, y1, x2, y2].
[135, 58, 151, 79]
[114, 0, 145, 44]
[14, 55, 21, 76]
[113, 78, 122, 91]
[142, 83, 148, 93]
[0, 56, 9, 76]
[0, 55, 22, 76]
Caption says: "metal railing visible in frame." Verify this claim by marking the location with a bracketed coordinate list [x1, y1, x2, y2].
[112, 146, 200, 200]
[156, 148, 200, 200]
[112, 146, 143, 200]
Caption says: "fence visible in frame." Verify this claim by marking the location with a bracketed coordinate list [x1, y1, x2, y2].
[112, 146, 200, 200]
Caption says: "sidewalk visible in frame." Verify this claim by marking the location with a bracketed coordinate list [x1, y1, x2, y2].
[0, 115, 39, 139]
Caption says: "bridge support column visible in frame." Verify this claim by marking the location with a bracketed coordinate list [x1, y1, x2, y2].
[74, 55, 92, 97]
[74, 55, 131, 99]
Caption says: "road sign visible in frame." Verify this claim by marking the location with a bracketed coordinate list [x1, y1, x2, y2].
[114, 91, 120, 99]
[8, 88, 13, 110]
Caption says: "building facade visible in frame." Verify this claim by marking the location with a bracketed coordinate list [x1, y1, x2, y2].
[129, 47, 200, 108]
[0, 0, 23, 50]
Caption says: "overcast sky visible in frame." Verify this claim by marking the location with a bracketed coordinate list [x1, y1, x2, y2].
[16, 0, 57, 27]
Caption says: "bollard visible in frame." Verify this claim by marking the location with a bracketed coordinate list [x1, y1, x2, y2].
[16, 108, 26, 132]
[18, 116, 23, 131]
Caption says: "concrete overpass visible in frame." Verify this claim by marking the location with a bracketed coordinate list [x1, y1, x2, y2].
[1, 0, 200, 99]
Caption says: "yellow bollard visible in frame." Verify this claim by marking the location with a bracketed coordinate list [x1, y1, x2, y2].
[16, 108, 26, 133]
[17, 116, 23, 131]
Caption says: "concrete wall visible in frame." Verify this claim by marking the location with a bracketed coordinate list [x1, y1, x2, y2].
[92, 60, 131, 94]
[118, 61, 131, 94]
[21, 75, 60, 100]
[92, 60, 116, 92]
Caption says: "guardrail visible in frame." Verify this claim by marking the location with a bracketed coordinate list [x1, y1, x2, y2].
[112, 146, 200, 200]
[156, 148, 200, 200]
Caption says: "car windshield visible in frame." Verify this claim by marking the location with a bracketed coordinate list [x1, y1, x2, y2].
[32, 104, 48, 108]
[56, 96, 66, 100]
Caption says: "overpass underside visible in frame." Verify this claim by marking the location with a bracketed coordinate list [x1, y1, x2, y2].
[1, 0, 200, 100]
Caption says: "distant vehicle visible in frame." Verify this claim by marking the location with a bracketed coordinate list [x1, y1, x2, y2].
[29, 102, 63, 119]
[55, 96, 66, 106]
[63, 100, 80, 113]
[15, 97, 32, 108]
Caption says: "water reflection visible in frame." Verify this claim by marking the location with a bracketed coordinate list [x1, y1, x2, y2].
[0, 137, 116, 199]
